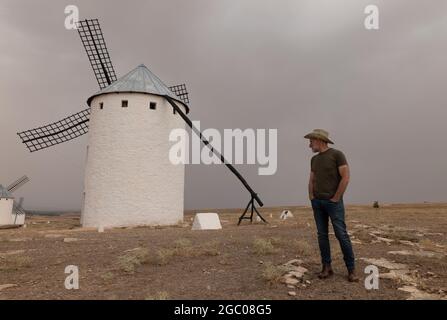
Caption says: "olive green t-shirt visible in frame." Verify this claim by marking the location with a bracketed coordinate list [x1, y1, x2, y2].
[311, 148, 348, 200]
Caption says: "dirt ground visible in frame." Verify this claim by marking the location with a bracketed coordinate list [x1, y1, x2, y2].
[0, 203, 446, 300]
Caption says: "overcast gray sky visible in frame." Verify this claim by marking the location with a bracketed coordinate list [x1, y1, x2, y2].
[1, 0, 446, 211]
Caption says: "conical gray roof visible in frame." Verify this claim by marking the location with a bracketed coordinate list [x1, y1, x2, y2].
[0, 185, 14, 199]
[87, 64, 188, 112]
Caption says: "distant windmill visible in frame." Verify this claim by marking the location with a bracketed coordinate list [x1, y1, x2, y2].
[17, 19, 265, 228]
[0, 176, 29, 227]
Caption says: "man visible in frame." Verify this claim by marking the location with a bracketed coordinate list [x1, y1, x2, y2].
[304, 129, 358, 282]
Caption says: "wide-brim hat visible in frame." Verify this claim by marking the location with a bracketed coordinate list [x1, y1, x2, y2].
[304, 129, 334, 144]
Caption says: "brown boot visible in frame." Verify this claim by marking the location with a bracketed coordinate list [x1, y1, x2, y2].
[318, 264, 334, 279]
[348, 269, 359, 282]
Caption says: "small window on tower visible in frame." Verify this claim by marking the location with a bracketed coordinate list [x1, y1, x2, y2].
[150, 102, 157, 110]
[99, 102, 104, 110]
[122, 100, 128, 108]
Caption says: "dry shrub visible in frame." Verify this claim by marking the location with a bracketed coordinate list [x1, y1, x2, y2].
[218, 253, 233, 266]
[261, 261, 287, 284]
[293, 239, 313, 256]
[200, 242, 220, 256]
[146, 239, 222, 265]
[269, 237, 283, 246]
[0, 255, 32, 271]
[173, 238, 196, 257]
[117, 247, 149, 273]
[252, 238, 278, 255]
[173, 238, 192, 248]
[100, 271, 115, 281]
[152, 248, 176, 265]
[145, 291, 169, 300]
[172, 239, 221, 258]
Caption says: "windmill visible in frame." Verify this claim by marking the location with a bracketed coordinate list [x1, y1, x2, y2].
[0, 176, 29, 227]
[17, 19, 265, 228]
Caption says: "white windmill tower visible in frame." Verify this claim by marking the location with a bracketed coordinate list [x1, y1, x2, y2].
[0, 176, 29, 227]
[81, 64, 188, 228]
[17, 19, 266, 229]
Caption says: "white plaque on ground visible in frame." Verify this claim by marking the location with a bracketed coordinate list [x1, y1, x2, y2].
[191, 213, 222, 230]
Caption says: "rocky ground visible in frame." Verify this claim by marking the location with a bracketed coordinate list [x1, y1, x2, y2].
[0, 203, 446, 300]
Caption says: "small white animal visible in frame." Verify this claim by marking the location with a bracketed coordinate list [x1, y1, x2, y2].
[280, 210, 294, 220]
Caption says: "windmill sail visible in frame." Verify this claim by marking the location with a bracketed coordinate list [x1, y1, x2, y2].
[13, 198, 26, 225]
[7, 176, 30, 193]
[13, 206, 26, 216]
[76, 19, 117, 89]
[169, 84, 190, 105]
[17, 108, 90, 152]
[13, 198, 26, 216]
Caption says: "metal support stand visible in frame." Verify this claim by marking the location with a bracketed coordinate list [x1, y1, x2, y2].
[238, 195, 267, 225]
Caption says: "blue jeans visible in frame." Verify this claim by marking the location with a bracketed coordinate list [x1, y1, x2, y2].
[311, 198, 355, 272]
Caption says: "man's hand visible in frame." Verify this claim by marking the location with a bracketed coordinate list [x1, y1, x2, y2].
[329, 196, 340, 203]
[330, 165, 350, 203]
[308, 171, 315, 202]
